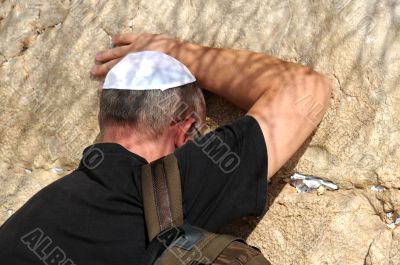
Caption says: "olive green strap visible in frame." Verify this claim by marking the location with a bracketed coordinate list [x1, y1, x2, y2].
[157, 233, 240, 265]
[141, 154, 184, 241]
[155, 232, 215, 264]
[200, 234, 240, 262]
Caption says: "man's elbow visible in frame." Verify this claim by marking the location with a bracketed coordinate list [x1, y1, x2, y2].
[317, 73, 332, 106]
[310, 72, 331, 125]
[292, 68, 332, 127]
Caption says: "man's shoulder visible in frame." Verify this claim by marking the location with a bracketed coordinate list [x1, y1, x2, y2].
[174, 115, 264, 168]
[4, 170, 88, 222]
[30, 169, 88, 198]
[0, 170, 83, 237]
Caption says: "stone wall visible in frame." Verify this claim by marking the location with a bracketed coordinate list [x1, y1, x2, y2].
[0, 0, 399, 264]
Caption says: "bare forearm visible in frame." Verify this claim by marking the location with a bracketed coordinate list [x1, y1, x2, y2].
[92, 33, 327, 113]
[170, 41, 311, 110]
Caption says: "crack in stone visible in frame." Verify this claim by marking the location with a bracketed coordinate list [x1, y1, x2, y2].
[2, 19, 65, 61]
[0, 51, 8, 67]
[364, 237, 374, 264]
[364, 230, 394, 264]
[18, 9, 67, 57]
[100, 26, 113, 47]
[0, 51, 7, 61]
[100, 26, 111, 37]
[332, 73, 358, 99]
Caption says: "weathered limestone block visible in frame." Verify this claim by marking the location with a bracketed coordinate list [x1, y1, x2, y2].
[243, 186, 400, 265]
[1, 0, 399, 264]
[222, 182, 400, 264]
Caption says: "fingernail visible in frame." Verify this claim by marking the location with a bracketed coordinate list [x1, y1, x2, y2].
[90, 65, 96, 74]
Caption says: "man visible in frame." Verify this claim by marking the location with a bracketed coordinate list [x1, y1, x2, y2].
[0, 33, 330, 264]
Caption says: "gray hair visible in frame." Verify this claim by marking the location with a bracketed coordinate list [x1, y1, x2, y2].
[99, 82, 205, 136]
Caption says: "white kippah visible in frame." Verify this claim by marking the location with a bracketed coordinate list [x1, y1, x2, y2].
[102, 51, 196, 91]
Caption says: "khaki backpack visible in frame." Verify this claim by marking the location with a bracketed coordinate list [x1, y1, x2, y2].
[140, 154, 271, 265]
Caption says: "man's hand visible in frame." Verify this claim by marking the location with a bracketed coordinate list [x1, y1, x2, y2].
[91, 33, 178, 76]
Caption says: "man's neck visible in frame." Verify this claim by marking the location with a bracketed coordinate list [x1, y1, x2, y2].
[100, 125, 174, 162]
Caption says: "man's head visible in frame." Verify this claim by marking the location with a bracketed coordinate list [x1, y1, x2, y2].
[98, 83, 206, 162]
[99, 82, 206, 140]
[97, 51, 207, 161]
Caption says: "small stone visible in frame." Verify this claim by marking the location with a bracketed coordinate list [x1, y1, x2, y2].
[317, 186, 326, 196]
[283, 178, 291, 183]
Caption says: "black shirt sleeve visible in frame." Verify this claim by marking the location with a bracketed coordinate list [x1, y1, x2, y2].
[174, 115, 268, 232]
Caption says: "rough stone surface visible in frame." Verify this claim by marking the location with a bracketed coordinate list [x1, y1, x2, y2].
[224, 183, 400, 265]
[0, 0, 399, 264]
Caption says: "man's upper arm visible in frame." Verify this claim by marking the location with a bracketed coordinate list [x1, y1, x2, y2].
[174, 116, 267, 232]
[247, 68, 331, 180]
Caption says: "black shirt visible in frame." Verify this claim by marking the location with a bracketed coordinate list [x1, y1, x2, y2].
[0, 115, 267, 265]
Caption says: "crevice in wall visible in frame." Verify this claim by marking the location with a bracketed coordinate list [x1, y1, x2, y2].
[0, 51, 7, 66]
[332, 73, 358, 100]
[364, 237, 374, 264]
[100, 26, 113, 47]
[20, 9, 67, 57]
[100, 26, 112, 38]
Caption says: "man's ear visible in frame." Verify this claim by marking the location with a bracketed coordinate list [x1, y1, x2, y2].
[174, 117, 196, 148]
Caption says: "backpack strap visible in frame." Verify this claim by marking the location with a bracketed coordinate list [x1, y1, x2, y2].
[141, 154, 184, 241]
[156, 232, 241, 264]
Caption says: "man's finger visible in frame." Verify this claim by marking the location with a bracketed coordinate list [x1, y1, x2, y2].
[95, 45, 131, 63]
[112, 33, 138, 46]
[94, 51, 106, 65]
[96, 82, 104, 94]
[91, 58, 121, 77]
